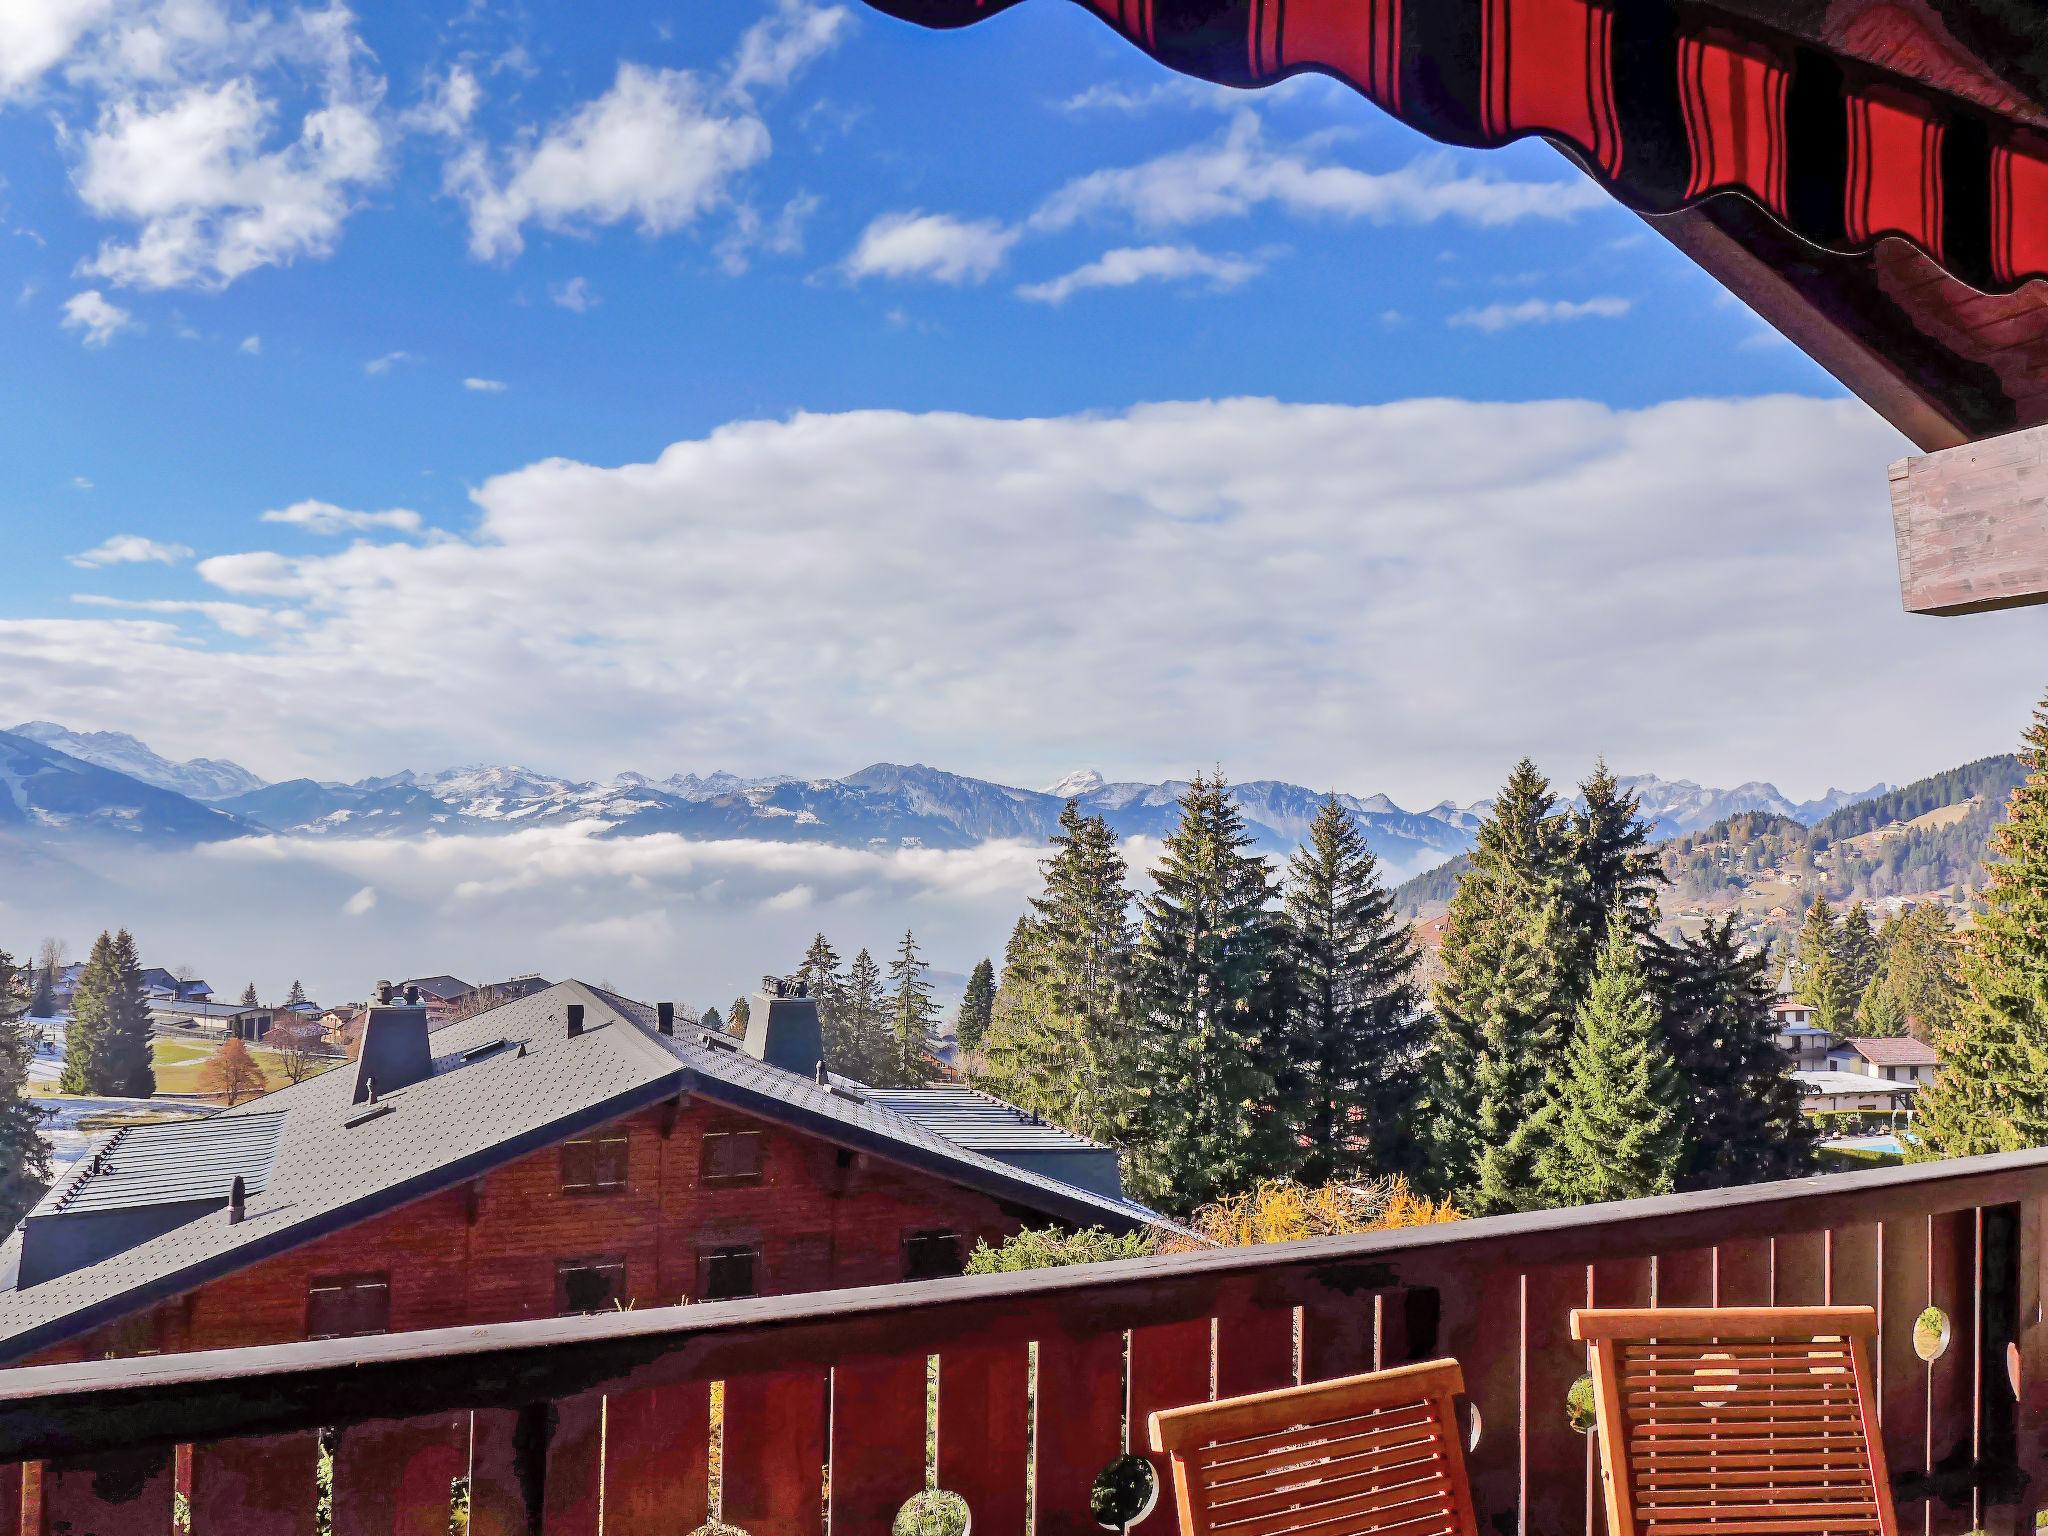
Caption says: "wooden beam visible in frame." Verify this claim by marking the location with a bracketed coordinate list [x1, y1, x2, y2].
[1892, 421, 2048, 614]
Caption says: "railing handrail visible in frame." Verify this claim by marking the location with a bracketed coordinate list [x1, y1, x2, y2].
[2, 1146, 2043, 1461]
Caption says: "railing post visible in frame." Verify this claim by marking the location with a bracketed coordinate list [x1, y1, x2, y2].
[1987, 1195, 2048, 1535]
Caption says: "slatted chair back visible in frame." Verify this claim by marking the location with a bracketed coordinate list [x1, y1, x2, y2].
[1570, 1305, 1897, 1536]
[1146, 1357, 1479, 1536]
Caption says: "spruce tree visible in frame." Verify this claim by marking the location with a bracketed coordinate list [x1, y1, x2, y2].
[240, 982, 260, 1008]
[1835, 903, 1882, 1018]
[1915, 691, 2048, 1159]
[885, 930, 940, 1087]
[1125, 771, 1283, 1213]
[727, 996, 750, 1037]
[0, 951, 48, 1230]
[957, 959, 995, 1053]
[1273, 795, 1425, 1185]
[1648, 919, 1813, 1188]
[1424, 759, 1576, 1211]
[100, 930, 154, 1097]
[1570, 760, 1662, 948]
[841, 948, 889, 1082]
[1539, 915, 1687, 1205]
[980, 804, 1139, 1141]
[61, 930, 118, 1095]
[795, 933, 847, 1067]
[1860, 904, 1962, 1041]
[286, 979, 307, 1007]
[27, 965, 54, 1020]
[700, 1005, 724, 1035]
[1793, 897, 1856, 1034]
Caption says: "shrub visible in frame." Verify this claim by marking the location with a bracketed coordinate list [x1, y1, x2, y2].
[963, 1226, 1155, 1274]
[1158, 1176, 1460, 1253]
[893, 1490, 970, 1536]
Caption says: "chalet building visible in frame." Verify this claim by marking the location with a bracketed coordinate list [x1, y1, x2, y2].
[1770, 1000, 1833, 1073]
[1827, 1036, 1941, 1088]
[146, 998, 275, 1041]
[0, 979, 1157, 1366]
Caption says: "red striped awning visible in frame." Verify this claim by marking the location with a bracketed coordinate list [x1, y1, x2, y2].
[860, 0, 2048, 295]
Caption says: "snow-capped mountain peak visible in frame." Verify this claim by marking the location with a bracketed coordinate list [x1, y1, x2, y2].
[8, 721, 266, 802]
[1042, 768, 1106, 798]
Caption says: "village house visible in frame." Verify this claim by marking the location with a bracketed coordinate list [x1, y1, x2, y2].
[0, 979, 1158, 1366]
[1770, 1000, 1833, 1072]
[1826, 1035, 1941, 1088]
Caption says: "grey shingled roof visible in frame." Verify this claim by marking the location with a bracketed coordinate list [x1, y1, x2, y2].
[0, 981, 1167, 1362]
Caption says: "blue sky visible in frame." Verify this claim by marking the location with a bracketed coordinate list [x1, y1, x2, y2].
[2, 0, 2044, 810]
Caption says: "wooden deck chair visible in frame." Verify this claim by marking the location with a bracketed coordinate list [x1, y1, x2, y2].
[1570, 1305, 1898, 1536]
[1147, 1358, 1479, 1536]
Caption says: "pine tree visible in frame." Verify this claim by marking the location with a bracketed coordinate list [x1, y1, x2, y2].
[1916, 691, 2048, 1159]
[841, 948, 889, 1081]
[1273, 795, 1425, 1185]
[241, 982, 260, 1008]
[885, 931, 939, 1087]
[1424, 759, 1576, 1211]
[61, 930, 117, 1095]
[978, 805, 1138, 1142]
[1860, 904, 1962, 1041]
[1649, 920, 1813, 1188]
[286, 979, 307, 1007]
[957, 959, 995, 1053]
[727, 996, 750, 1037]
[101, 930, 155, 1097]
[0, 949, 50, 1230]
[1125, 771, 1283, 1214]
[699, 1005, 724, 1035]
[1539, 915, 1688, 1205]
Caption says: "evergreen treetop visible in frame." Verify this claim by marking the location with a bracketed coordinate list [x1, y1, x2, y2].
[956, 958, 996, 1054]
[0, 949, 49, 1231]
[885, 930, 940, 1088]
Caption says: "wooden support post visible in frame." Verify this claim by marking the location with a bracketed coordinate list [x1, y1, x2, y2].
[1892, 422, 2048, 615]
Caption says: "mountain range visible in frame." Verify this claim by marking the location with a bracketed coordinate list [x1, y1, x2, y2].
[0, 721, 1896, 880]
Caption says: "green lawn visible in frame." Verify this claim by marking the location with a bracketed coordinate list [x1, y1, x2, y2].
[147, 1036, 339, 1099]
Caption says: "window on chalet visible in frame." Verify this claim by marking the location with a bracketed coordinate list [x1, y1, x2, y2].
[306, 1273, 391, 1340]
[902, 1230, 965, 1281]
[699, 1130, 764, 1185]
[556, 1257, 628, 1315]
[697, 1244, 760, 1301]
[560, 1132, 630, 1194]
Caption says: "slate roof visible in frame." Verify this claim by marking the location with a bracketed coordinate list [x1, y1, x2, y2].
[0, 980, 1168, 1362]
[34, 1114, 287, 1218]
[1793, 1070, 1921, 1098]
[397, 975, 473, 1002]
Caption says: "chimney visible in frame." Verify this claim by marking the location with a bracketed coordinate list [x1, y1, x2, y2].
[567, 1003, 585, 1038]
[657, 1001, 675, 1036]
[228, 1175, 245, 1225]
[352, 991, 432, 1104]
[742, 982, 825, 1078]
[404, 984, 421, 1005]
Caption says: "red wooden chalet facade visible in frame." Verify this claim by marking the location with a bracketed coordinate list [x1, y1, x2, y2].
[0, 981, 1158, 1366]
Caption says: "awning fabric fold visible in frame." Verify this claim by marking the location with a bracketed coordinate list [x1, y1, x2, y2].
[860, 0, 2048, 295]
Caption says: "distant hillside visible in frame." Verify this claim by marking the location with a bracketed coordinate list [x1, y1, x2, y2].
[1396, 754, 2021, 945]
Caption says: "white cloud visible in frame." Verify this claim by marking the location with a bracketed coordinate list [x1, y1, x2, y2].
[1018, 244, 1265, 304]
[550, 275, 596, 312]
[843, 210, 1017, 284]
[716, 190, 816, 275]
[71, 72, 387, 290]
[1056, 78, 1235, 114]
[259, 499, 421, 535]
[463, 376, 506, 393]
[72, 594, 292, 636]
[1, 394, 2039, 809]
[401, 64, 478, 139]
[0, 0, 115, 99]
[363, 350, 410, 374]
[72, 476, 95, 490]
[1033, 112, 1606, 232]
[60, 286, 133, 344]
[68, 532, 192, 567]
[727, 0, 848, 97]
[1448, 295, 1632, 333]
[451, 63, 770, 261]
[238, 332, 260, 353]
[342, 885, 376, 916]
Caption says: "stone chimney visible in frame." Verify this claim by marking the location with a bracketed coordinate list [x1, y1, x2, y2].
[352, 989, 433, 1104]
[743, 976, 824, 1077]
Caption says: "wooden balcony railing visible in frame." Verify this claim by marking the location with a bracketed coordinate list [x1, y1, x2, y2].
[2, 1149, 2047, 1536]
